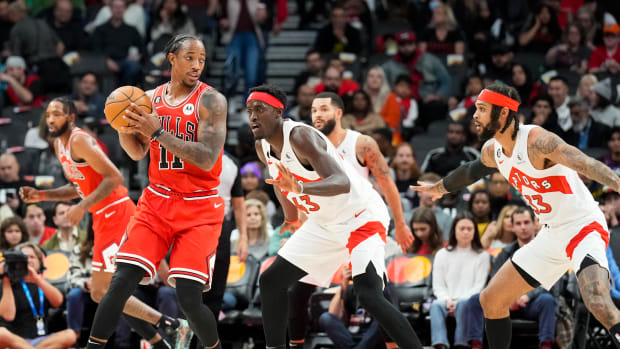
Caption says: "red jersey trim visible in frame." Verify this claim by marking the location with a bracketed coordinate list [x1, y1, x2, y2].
[160, 82, 201, 109]
[565, 221, 609, 259]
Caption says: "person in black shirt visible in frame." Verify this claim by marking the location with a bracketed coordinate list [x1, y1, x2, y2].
[43, 0, 88, 53]
[0, 242, 77, 348]
[420, 122, 480, 177]
[313, 6, 362, 55]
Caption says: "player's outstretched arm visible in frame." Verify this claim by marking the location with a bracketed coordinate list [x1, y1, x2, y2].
[288, 127, 350, 196]
[529, 128, 620, 192]
[410, 140, 496, 200]
[156, 90, 227, 171]
[20, 184, 80, 203]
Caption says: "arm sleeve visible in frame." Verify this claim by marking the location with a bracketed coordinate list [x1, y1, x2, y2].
[443, 159, 495, 192]
[231, 167, 244, 198]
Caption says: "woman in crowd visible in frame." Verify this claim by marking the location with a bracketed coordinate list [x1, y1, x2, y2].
[430, 212, 489, 349]
[468, 189, 493, 237]
[0, 216, 29, 250]
[527, 94, 563, 135]
[576, 74, 597, 102]
[390, 143, 421, 211]
[480, 204, 518, 249]
[419, 2, 465, 55]
[545, 22, 591, 74]
[511, 63, 544, 107]
[407, 207, 444, 256]
[362, 66, 391, 115]
[341, 90, 386, 134]
[588, 79, 620, 128]
[519, 3, 562, 53]
[149, 0, 196, 48]
[232, 199, 271, 261]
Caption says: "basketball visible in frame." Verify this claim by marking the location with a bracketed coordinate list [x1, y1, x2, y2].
[104, 86, 153, 131]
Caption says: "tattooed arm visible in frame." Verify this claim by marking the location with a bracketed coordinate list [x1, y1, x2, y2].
[156, 90, 227, 171]
[528, 127, 620, 192]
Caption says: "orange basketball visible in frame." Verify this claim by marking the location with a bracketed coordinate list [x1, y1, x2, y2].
[104, 86, 153, 130]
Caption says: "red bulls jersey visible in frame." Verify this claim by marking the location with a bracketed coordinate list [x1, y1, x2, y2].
[494, 125, 600, 226]
[149, 82, 223, 193]
[57, 128, 128, 213]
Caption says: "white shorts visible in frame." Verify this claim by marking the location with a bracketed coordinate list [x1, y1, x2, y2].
[278, 209, 389, 288]
[512, 211, 610, 290]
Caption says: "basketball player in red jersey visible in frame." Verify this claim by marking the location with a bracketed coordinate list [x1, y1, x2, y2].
[85, 34, 227, 349]
[413, 84, 620, 348]
[20, 97, 178, 348]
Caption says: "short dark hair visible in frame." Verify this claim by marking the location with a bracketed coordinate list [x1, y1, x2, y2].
[372, 127, 393, 142]
[511, 206, 535, 222]
[394, 74, 413, 87]
[610, 126, 620, 139]
[50, 96, 78, 117]
[79, 71, 98, 81]
[549, 76, 568, 87]
[315, 92, 344, 111]
[165, 34, 203, 56]
[249, 84, 288, 110]
[53, 201, 73, 217]
[484, 83, 522, 140]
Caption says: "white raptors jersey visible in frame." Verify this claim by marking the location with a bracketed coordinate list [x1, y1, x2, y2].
[336, 130, 369, 180]
[262, 120, 387, 223]
[494, 125, 600, 226]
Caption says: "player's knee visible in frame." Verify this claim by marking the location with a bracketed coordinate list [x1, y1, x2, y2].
[479, 288, 499, 313]
[90, 286, 107, 303]
[175, 279, 202, 313]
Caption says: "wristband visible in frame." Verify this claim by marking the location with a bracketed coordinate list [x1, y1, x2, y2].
[284, 219, 299, 225]
[297, 180, 304, 194]
[150, 127, 165, 142]
[39, 191, 45, 200]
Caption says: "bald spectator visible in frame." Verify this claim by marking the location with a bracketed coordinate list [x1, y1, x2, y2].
[0, 56, 46, 107]
[44, 0, 88, 52]
[288, 84, 314, 124]
[314, 66, 359, 97]
[0, 153, 29, 215]
[23, 204, 55, 246]
[71, 72, 105, 119]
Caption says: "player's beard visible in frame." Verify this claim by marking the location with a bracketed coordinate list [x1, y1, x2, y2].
[48, 120, 70, 138]
[317, 119, 336, 136]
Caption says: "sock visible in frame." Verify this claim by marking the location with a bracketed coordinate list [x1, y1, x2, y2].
[609, 323, 620, 348]
[289, 340, 304, 348]
[86, 337, 106, 349]
[485, 317, 512, 349]
[157, 315, 180, 336]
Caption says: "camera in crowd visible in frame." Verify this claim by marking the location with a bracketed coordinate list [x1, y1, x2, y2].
[0, 250, 29, 284]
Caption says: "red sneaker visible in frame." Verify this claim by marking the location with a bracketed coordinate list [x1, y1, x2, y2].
[540, 341, 553, 349]
[470, 340, 483, 349]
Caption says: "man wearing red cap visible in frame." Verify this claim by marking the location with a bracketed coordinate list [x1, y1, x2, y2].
[589, 13, 620, 74]
[413, 83, 620, 349]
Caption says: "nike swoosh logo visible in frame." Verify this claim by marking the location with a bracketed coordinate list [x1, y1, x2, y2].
[214, 203, 223, 208]
[354, 209, 366, 218]
[104, 211, 116, 218]
[498, 160, 504, 165]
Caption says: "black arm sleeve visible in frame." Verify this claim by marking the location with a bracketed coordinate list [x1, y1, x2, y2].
[443, 159, 495, 192]
[231, 166, 243, 198]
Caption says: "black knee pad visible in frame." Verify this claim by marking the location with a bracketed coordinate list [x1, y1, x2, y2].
[175, 278, 204, 313]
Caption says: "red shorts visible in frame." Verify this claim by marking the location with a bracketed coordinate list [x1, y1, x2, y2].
[116, 186, 224, 291]
[91, 197, 136, 273]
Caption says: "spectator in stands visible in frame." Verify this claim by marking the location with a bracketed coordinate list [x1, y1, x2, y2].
[527, 94, 563, 136]
[576, 74, 597, 103]
[390, 143, 420, 211]
[589, 13, 620, 74]
[547, 76, 572, 132]
[469, 189, 493, 237]
[419, 2, 465, 55]
[149, 0, 196, 46]
[0, 216, 28, 250]
[71, 72, 105, 119]
[92, 0, 145, 86]
[0, 56, 46, 107]
[0, 153, 28, 215]
[341, 90, 386, 134]
[448, 74, 483, 111]
[256, 0, 288, 86]
[245, 189, 276, 227]
[486, 44, 515, 84]
[23, 204, 55, 246]
[318, 265, 384, 349]
[466, 207, 556, 349]
[519, 3, 562, 53]
[371, 128, 395, 162]
[545, 22, 591, 74]
[0, 0, 12, 52]
[480, 204, 518, 249]
[486, 171, 523, 218]
[221, 0, 267, 99]
[363, 66, 391, 115]
[604, 127, 620, 176]
[563, 98, 611, 149]
[0, 242, 77, 348]
[293, 50, 324, 94]
[431, 212, 489, 349]
[576, 6, 599, 51]
[382, 30, 451, 131]
[511, 63, 544, 107]
[420, 121, 480, 177]
[407, 206, 444, 256]
[45, 0, 88, 53]
[42, 202, 87, 253]
[414, 172, 453, 239]
[66, 227, 94, 338]
[380, 74, 419, 144]
[313, 6, 362, 55]
[231, 199, 270, 261]
[240, 162, 262, 195]
[589, 78, 620, 127]
[287, 84, 314, 124]
[86, 0, 146, 38]
[314, 66, 359, 97]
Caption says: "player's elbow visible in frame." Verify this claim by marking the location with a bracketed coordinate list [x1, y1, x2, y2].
[336, 175, 351, 194]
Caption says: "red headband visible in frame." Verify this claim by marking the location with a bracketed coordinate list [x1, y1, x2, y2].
[476, 89, 520, 112]
[246, 91, 284, 109]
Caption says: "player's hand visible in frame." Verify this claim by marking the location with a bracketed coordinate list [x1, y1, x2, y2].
[280, 219, 301, 235]
[265, 162, 302, 194]
[66, 204, 86, 226]
[410, 181, 446, 202]
[394, 221, 414, 254]
[236, 233, 249, 262]
[516, 295, 529, 307]
[121, 103, 161, 138]
[20, 186, 42, 203]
